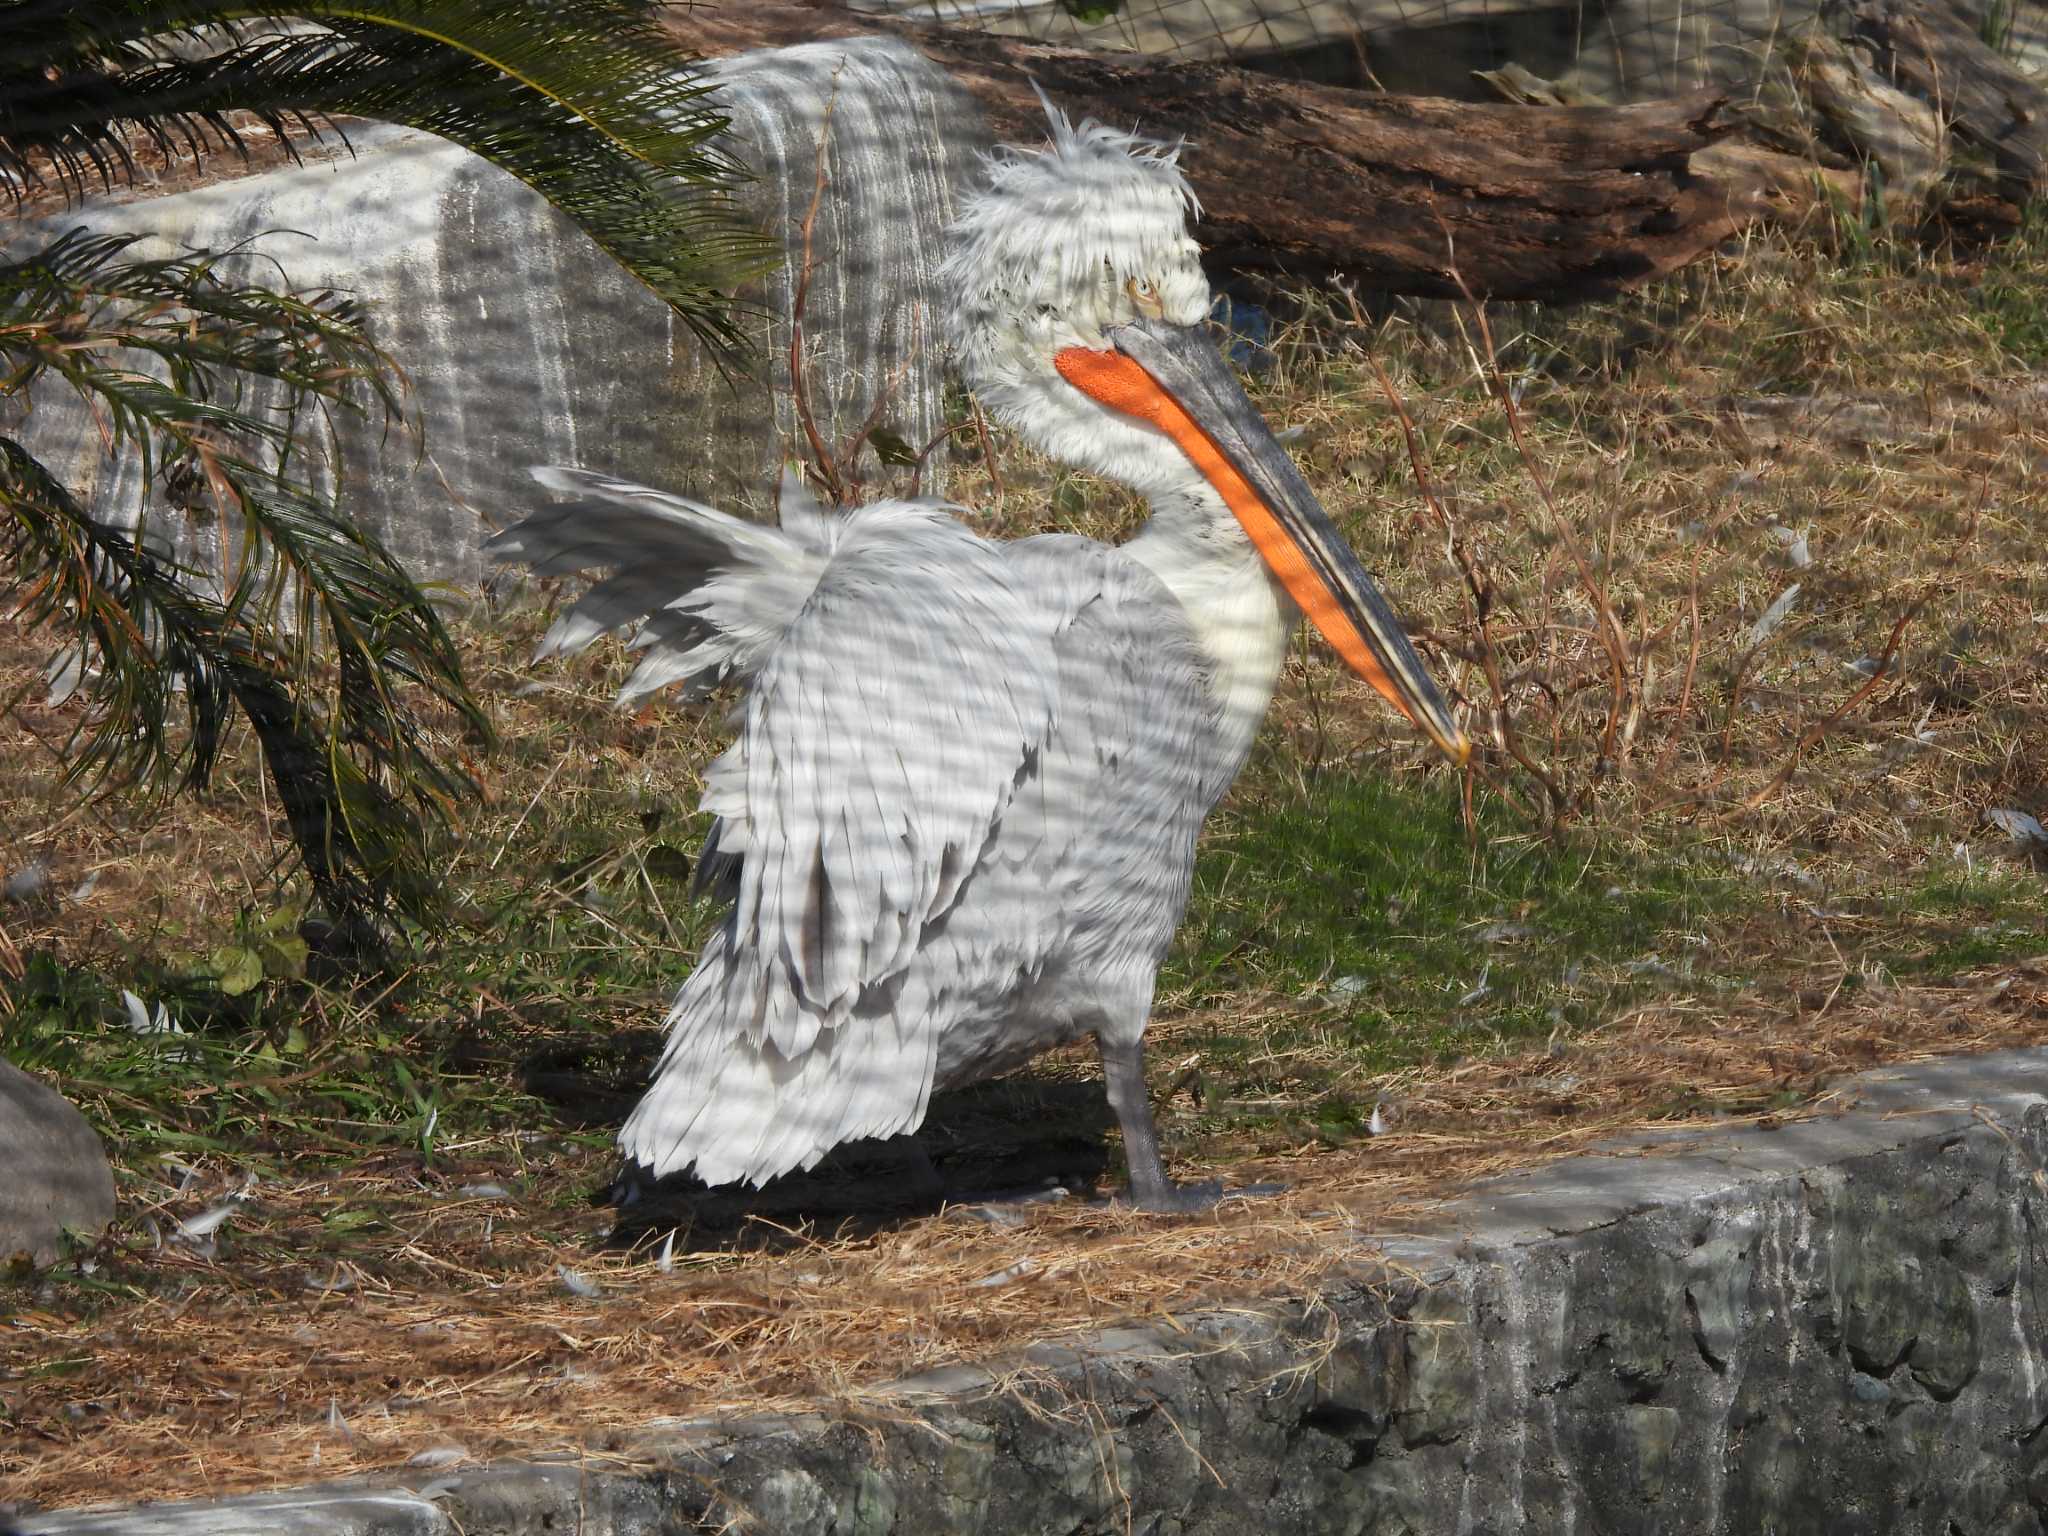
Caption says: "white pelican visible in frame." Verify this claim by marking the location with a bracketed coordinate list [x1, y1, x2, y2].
[487, 102, 1469, 1210]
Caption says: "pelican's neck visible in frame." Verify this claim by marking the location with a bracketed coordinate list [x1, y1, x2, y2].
[1123, 484, 1298, 785]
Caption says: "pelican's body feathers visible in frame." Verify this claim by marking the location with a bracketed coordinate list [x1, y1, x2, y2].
[488, 95, 1466, 1208]
[491, 474, 1216, 1187]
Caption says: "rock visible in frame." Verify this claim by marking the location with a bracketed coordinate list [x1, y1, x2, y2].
[1681, 1220, 1757, 1371]
[0, 1059, 114, 1267]
[750, 1468, 832, 1535]
[1848, 1369, 1892, 1404]
[1838, 1238, 1920, 1376]
[846, 1469, 896, 1536]
[1311, 1325, 1397, 1438]
[13, 1488, 448, 1535]
[1392, 1288, 1475, 1447]
[21, 1048, 2048, 1534]
[1907, 1258, 1982, 1401]
[5, 38, 988, 588]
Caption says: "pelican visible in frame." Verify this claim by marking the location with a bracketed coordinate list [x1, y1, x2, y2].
[487, 101, 1469, 1210]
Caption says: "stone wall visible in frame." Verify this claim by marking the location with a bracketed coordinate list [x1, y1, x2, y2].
[20, 1048, 2048, 1535]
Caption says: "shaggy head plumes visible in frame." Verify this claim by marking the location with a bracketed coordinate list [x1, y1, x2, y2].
[940, 89, 1214, 492]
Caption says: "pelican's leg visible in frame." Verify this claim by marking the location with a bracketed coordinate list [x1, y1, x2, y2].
[1098, 1030, 1221, 1213]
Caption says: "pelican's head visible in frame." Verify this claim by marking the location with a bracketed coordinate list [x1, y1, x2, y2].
[942, 96, 1209, 496]
[940, 93, 1469, 766]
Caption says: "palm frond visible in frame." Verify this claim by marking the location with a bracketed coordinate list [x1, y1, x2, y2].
[0, 228, 401, 470]
[0, 2, 773, 354]
[0, 230, 487, 937]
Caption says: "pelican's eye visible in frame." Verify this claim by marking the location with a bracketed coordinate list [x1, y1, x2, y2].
[1126, 276, 1164, 317]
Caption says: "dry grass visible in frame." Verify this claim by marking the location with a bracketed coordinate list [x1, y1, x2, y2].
[5, 963, 2041, 1507]
[6, 217, 2048, 1510]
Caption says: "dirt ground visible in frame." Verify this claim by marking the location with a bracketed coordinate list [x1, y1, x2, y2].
[5, 217, 2048, 1508]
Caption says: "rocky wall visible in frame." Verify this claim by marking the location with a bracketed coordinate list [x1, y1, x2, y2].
[3, 38, 987, 587]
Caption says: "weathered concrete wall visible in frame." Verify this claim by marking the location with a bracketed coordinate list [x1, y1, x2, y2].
[4, 38, 988, 587]
[18, 1047, 2048, 1535]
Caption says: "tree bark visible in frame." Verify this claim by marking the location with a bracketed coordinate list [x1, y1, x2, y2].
[1793, 31, 1950, 209]
[675, 1, 1754, 303]
[1845, 0, 2048, 201]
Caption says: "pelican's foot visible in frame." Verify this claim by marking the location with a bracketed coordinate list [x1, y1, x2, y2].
[1132, 1177, 1224, 1213]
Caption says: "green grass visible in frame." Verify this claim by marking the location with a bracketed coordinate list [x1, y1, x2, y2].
[1163, 769, 1739, 1105]
[1889, 867, 2048, 979]
[3, 948, 550, 1165]
[1973, 211, 2048, 367]
[0, 794, 726, 1175]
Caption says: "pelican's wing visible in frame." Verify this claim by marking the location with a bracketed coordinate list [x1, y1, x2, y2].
[621, 501, 1060, 1185]
[486, 466, 831, 702]
[1010, 536, 1219, 942]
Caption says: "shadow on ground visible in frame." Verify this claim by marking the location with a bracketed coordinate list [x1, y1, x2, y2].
[519, 1029, 1116, 1251]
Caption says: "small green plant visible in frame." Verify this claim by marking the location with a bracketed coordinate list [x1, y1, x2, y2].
[1820, 160, 1914, 275]
[1973, 206, 2048, 364]
[205, 904, 310, 1000]
[1980, 0, 2020, 57]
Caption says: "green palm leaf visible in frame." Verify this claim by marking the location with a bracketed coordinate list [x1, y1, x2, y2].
[2, 441, 470, 933]
[0, 2, 771, 351]
[1, 229, 486, 939]
[1, 5, 767, 954]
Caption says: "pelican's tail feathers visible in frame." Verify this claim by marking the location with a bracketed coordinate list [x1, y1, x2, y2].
[618, 933, 940, 1189]
[486, 466, 837, 705]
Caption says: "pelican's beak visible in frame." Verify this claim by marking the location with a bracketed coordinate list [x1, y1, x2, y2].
[1056, 318, 1470, 766]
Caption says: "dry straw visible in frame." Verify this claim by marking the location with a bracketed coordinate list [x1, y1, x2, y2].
[7, 217, 2048, 1507]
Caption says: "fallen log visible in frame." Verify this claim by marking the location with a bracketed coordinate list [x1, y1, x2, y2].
[1475, 61, 1866, 223]
[1693, 137, 1868, 219]
[677, 1, 1754, 303]
[1844, 0, 2048, 200]
[1793, 32, 1950, 210]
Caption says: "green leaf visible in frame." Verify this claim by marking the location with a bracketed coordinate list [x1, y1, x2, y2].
[0, 3, 772, 357]
[253, 906, 303, 938]
[1, 2, 771, 958]
[257, 933, 309, 980]
[867, 427, 918, 467]
[211, 945, 264, 997]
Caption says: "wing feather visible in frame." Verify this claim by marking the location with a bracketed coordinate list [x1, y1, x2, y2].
[619, 500, 1060, 1184]
[487, 467, 833, 702]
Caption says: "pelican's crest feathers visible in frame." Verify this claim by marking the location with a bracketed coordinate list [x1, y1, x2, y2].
[940, 87, 1203, 364]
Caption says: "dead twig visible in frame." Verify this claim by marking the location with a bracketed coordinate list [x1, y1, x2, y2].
[969, 395, 1004, 513]
[1449, 265, 1634, 797]
[787, 71, 846, 505]
[1359, 347, 1553, 824]
[1728, 604, 1919, 815]
[1651, 547, 1705, 786]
